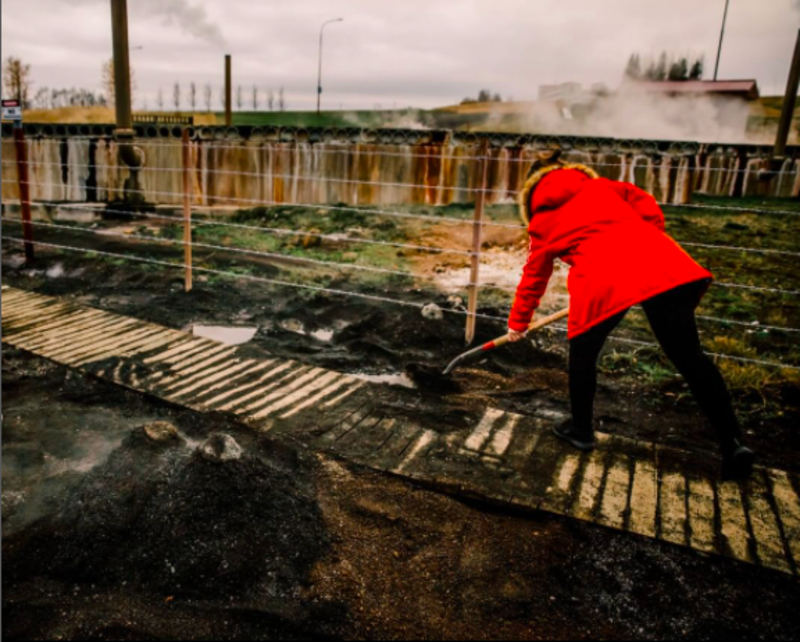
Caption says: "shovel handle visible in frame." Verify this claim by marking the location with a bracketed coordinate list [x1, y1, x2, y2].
[442, 308, 569, 375]
[484, 308, 569, 351]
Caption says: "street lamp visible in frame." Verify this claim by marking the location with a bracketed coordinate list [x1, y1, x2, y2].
[317, 18, 343, 114]
[713, 0, 731, 81]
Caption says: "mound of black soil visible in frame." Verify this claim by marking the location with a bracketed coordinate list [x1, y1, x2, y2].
[3, 428, 330, 602]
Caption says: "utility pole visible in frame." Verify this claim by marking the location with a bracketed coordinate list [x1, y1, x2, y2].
[774, 29, 800, 162]
[225, 54, 232, 127]
[714, 0, 731, 81]
[317, 18, 343, 114]
[109, 0, 144, 205]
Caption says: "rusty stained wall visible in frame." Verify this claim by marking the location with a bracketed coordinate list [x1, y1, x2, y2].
[2, 136, 799, 207]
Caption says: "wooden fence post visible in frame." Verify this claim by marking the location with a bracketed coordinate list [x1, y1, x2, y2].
[182, 129, 193, 292]
[13, 126, 35, 263]
[465, 139, 489, 345]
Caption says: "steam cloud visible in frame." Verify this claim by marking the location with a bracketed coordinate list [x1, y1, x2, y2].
[150, 0, 224, 46]
[67, 0, 224, 46]
[481, 91, 773, 144]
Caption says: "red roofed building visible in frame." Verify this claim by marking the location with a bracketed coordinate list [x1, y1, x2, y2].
[628, 80, 761, 101]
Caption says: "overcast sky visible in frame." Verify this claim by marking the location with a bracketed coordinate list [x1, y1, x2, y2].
[2, 0, 799, 111]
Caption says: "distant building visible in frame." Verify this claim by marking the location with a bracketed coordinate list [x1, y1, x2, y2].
[538, 83, 584, 102]
[625, 80, 761, 101]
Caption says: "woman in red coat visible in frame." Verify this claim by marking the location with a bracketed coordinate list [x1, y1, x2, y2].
[508, 154, 754, 478]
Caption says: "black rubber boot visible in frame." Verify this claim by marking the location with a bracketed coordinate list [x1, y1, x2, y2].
[553, 421, 596, 452]
[722, 441, 756, 481]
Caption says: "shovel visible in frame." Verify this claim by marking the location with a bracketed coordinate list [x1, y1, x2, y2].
[443, 307, 569, 375]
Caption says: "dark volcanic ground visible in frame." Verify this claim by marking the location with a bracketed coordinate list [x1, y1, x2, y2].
[3, 347, 800, 641]
[3, 239, 800, 640]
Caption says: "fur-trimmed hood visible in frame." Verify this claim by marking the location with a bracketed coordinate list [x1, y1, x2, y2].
[518, 163, 599, 225]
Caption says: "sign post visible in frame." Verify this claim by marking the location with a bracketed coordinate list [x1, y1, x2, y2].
[4, 99, 35, 263]
[2, 99, 23, 123]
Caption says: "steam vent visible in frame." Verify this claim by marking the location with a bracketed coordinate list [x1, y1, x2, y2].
[2, 123, 799, 206]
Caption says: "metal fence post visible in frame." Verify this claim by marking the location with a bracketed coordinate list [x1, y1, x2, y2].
[774, 29, 800, 162]
[466, 139, 489, 345]
[182, 129, 193, 292]
[13, 126, 34, 263]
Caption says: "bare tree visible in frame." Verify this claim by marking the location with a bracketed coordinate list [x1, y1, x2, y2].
[278, 87, 285, 112]
[267, 89, 275, 112]
[189, 82, 197, 110]
[102, 59, 115, 105]
[203, 83, 212, 112]
[252, 84, 258, 111]
[101, 58, 136, 107]
[157, 88, 164, 110]
[173, 81, 181, 111]
[34, 87, 50, 109]
[3, 56, 32, 107]
[220, 86, 226, 109]
[236, 85, 243, 110]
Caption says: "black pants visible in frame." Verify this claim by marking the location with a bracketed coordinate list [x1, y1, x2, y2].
[569, 281, 742, 451]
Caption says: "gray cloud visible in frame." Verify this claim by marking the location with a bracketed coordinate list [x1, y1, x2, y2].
[2, 0, 796, 112]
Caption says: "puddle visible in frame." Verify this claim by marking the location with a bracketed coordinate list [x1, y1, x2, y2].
[311, 328, 335, 342]
[279, 319, 335, 343]
[192, 325, 258, 345]
[352, 372, 418, 390]
[46, 263, 65, 278]
[54, 207, 101, 224]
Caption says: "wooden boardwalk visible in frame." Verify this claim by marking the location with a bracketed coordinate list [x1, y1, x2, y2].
[2, 285, 799, 577]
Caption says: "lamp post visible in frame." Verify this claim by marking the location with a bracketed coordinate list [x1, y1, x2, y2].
[713, 0, 731, 81]
[317, 18, 343, 114]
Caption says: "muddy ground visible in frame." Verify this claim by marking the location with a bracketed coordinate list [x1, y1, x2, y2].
[3, 347, 800, 641]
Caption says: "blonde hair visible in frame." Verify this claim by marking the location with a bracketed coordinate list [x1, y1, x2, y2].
[518, 155, 599, 225]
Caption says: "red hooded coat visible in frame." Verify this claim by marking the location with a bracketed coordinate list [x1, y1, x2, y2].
[508, 169, 713, 339]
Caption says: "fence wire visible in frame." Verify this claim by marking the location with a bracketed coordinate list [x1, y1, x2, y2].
[3, 235, 798, 373]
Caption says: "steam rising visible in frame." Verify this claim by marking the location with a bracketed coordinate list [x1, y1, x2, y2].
[67, 0, 224, 46]
[481, 92, 773, 144]
[150, 0, 224, 46]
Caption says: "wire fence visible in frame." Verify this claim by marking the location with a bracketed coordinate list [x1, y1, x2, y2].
[7, 214, 800, 302]
[2, 133, 799, 374]
[3, 198, 799, 298]
[3, 235, 799, 373]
